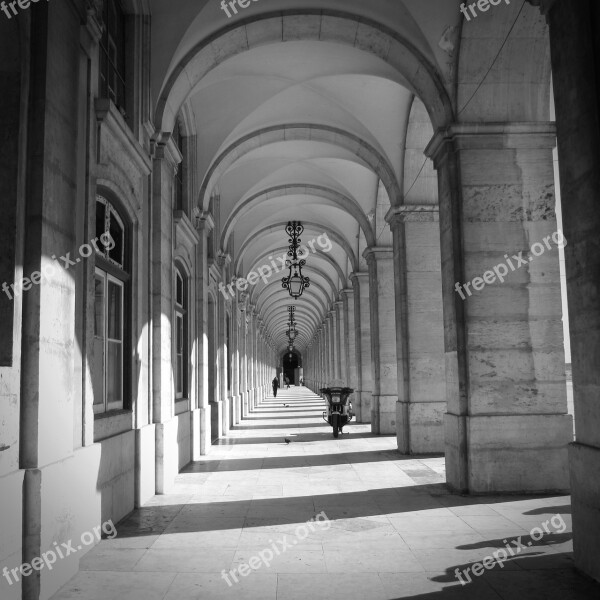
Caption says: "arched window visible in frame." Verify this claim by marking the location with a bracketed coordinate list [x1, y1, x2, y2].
[93, 195, 129, 414]
[175, 267, 188, 400]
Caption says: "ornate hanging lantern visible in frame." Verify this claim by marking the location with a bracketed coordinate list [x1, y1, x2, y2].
[282, 222, 310, 299]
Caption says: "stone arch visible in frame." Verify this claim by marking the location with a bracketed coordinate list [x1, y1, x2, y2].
[244, 244, 348, 296]
[221, 184, 376, 249]
[233, 221, 359, 273]
[456, 2, 552, 122]
[155, 11, 453, 136]
[199, 124, 402, 210]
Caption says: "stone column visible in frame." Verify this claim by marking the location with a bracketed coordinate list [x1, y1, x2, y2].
[386, 206, 446, 454]
[152, 138, 180, 493]
[231, 297, 241, 426]
[336, 300, 347, 383]
[195, 212, 214, 457]
[327, 313, 335, 382]
[239, 303, 248, 418]
[364, 248, 398, 435]
[350, 272, 373, 423]
[545, 0, 600, 581]
[427, 122, 572, 494]
[257, 322, 264, 404]
[247, 306, 255, 412]
[216, 254, 230, 437]
[341, 288, 359, 399]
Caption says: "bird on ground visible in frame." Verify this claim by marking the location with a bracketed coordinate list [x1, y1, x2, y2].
[283, 404, 290, 407]
[284, 438, 291, 444]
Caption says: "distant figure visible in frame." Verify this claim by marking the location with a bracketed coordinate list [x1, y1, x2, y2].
[300, 377, 304, 386]
[285, 376, 290, 389]
[272, 377, 280, 398]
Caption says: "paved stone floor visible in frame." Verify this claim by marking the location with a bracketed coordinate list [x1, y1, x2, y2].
[52, 387, 599, 600]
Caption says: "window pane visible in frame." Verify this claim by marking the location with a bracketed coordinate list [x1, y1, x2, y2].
[107, 340, 122, 406]
[107, 280, 122, 341]
[108, 210, 124, 266]
[176, 272, 183, 306]
[177, 314, 183, 353]
[94, 274, 105, 337]
[92, 336, 105, 408]
[96, 199, 107, 246]
[177, 354, 183, 395]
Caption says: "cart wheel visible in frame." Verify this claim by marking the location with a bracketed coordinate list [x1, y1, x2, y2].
[332, 414, 340, 438]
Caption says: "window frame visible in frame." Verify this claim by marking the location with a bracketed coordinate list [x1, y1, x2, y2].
[99, 0, 127, 116]
[94, 195, 131, 416]
[174, 267, 189, 401]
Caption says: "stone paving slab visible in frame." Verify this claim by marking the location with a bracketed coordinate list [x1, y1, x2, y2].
[51, 387, 600, 600]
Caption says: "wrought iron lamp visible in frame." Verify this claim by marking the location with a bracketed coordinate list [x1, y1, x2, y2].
[282, 222, 310, 299]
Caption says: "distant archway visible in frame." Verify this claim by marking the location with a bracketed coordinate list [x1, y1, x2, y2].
[282, 350, 302, 386]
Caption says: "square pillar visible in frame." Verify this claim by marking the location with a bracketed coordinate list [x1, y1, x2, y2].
[364, 248, 398, 434]
[427, 122, 572, 493]
[350, 272, 372, 423]
[387, 205, 446, 454]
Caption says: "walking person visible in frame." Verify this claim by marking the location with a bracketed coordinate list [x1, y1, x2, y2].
[285, 376, 290, 389]
[272, 376, 280, 398]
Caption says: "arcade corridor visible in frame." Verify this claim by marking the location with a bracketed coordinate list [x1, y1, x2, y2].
[51, 388, 598, 600]
[4, 2, 600, 599]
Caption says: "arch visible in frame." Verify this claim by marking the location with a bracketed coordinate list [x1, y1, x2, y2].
[261, 301, 323, 339]
[155, 11, 453, 138]
[174, 246, 193, 276]
[236, 230, 356, 278]
[242, 242, 349, 298]
[199, 123, 402, 210]
[256, 281, 329, 326]
[456, 3, 552, 122]
[96, 179, 140, 227]
[221, 184, 376, 249]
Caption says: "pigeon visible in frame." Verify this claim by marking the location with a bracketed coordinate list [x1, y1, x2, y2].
[283, 404, 290, 408]
[284, 438, 291, 444]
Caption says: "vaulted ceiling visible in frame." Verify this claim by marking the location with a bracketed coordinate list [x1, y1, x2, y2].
[149, 0, 463, 353]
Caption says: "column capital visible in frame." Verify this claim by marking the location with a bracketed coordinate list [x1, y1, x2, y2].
[363, 247, 393, 264]
[334, 301, 344, 310]
[425, 122, 557, 167]
[216, 252, 231, 268]
[386, 205, 439, 227]
[152, 132, 183, 174]
[194, 209, 215, 233]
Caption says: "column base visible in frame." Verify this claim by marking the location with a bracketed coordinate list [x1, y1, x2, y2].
[396, 401, 445, 454]
[192, 407, 210, 458]
[136, 424, 156, 504]
[570, 441, 600, 583]
[156, 418, 180, 494]
[445, 413, 573, 494]
[220, 397, 230, 437]
[231, 395, 241, 425]
[353, 391, 372, 423]
[371, 394, 396, 434]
